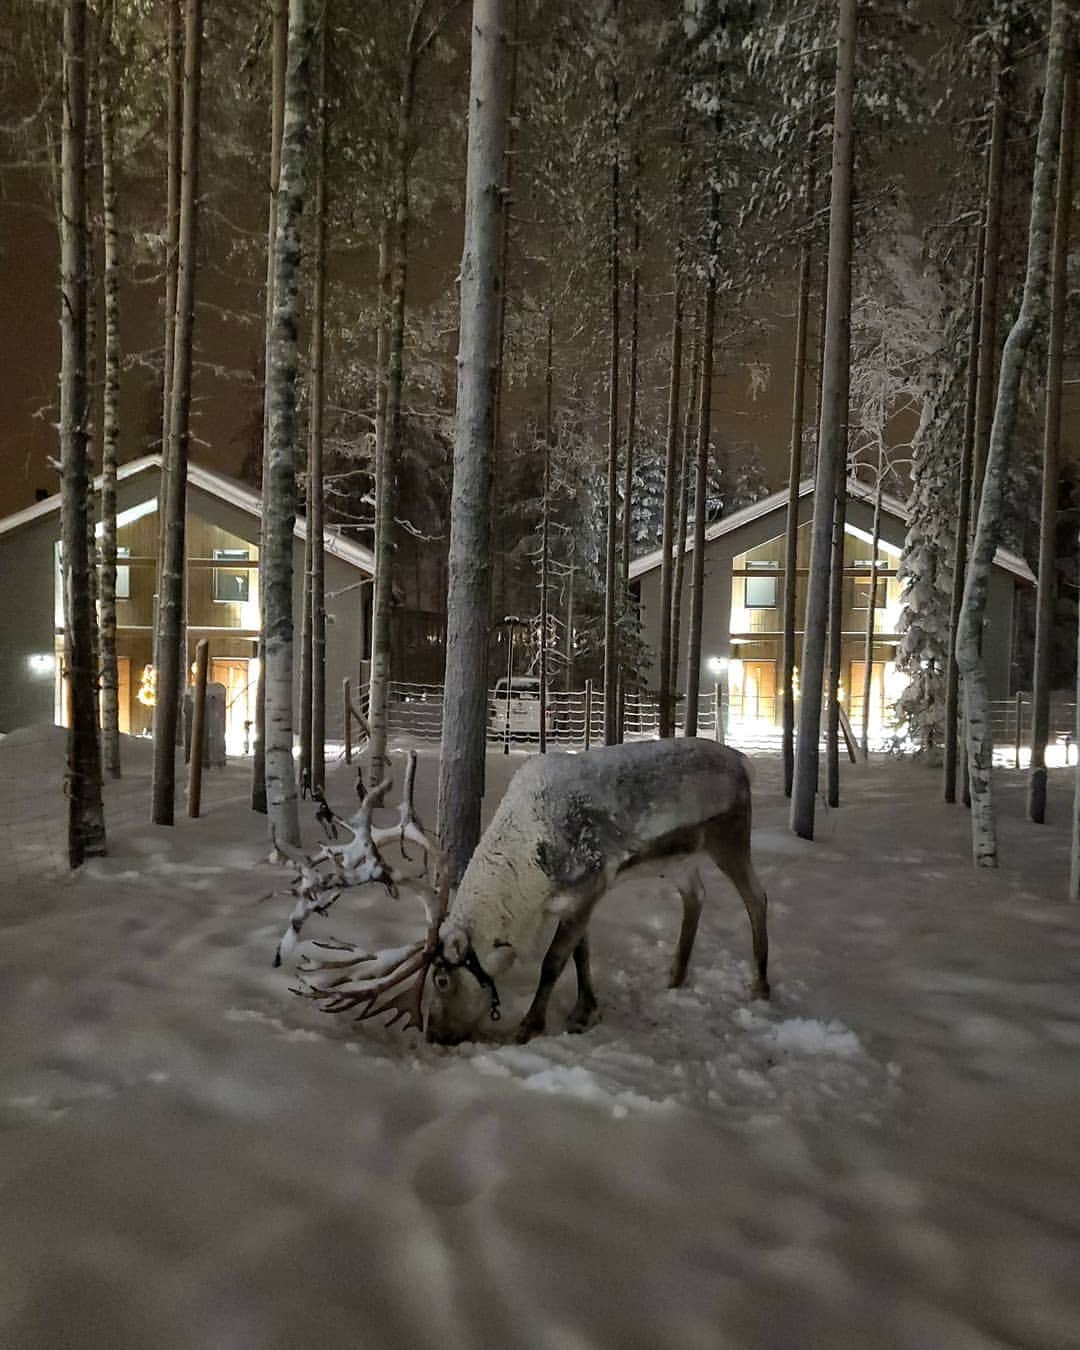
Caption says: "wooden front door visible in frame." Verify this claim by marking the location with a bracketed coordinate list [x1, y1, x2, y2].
[116, 657, 131, 734]
[741, 660, 777, 723]
[849, 660, 885, 732]
[211, 658, 254, 755]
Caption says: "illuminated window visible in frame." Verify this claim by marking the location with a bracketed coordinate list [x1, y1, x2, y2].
[744, 575, 777, 608]
[115, 546, 130, 600]
[213, 548, 251, 603]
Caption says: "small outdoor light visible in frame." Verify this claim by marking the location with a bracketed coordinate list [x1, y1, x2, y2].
[137, 664, 158, 708]
[27, 653, 55, 676]
[706, 656, 728, 676]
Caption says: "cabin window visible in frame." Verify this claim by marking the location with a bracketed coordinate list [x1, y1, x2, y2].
[213, 548, 251, 603]
[744, 575, 777, 609]
[115, 547, 130, 600]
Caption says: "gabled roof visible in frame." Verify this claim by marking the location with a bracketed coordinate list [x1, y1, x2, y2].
[628, 476, 1036, 585]
[0, 453, 374, 575]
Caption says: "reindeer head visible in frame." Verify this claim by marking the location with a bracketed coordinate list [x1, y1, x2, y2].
[424, 922, 505, 1045]
[276, 752, 507, 1042]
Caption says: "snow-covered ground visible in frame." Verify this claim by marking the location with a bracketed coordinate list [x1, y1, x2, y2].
[1, 724, 1078, 1349]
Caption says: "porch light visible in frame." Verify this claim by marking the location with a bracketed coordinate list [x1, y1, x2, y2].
[27, 653, 55, 676]
[706, 656, 728, 675]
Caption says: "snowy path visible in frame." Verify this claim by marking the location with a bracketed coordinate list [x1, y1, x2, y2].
[1, 726, 1078, 1348]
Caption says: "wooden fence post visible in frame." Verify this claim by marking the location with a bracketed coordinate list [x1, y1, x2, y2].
[584, 679, 593, 751]
[186, 639, 209, 819]
[343, 678, 352, 764]
[714, 681, 724, 744]
[1015, 690, 1023, 769]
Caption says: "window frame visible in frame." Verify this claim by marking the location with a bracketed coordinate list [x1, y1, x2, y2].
[114, 546, 131, 601]
[743, 574, 778, 609]
[212, 548, 252, 605]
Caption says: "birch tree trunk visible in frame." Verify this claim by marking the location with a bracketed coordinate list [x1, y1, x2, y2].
[369, 0, 429, 784]
[307, 5, 328, 796]
[957, 0, 1070, 868]
[1029, 46, 1074, 825]
[252, 0, 288, 815]
[490, 0, 518, 634]
[658, 265, 684, 738]
[619, 154, 641, 738]
[437, 0, 511, 886]
[151, 0, 202, 827]
[368, 209, 390, 781]
[685, 185, 719, 738]
[262, 0, 312, 851]
[155, 0, 181, 674]
[782, 155, 814, 796]
[564, 541, 575, 693]
[972, 53, 1008, 510]
[670, 323, 699, 715]
[99, 12, 121, 779]
[602, 61, 621, 746]
[943, 227, 984, 802]
[84, 22, 101, 728]
[539, 310, 553, 755]
[61, 0, 106, 866]
[792, 0, 856, 841]
[300, 466, 313, 792]
[960, 51, 1009, 814]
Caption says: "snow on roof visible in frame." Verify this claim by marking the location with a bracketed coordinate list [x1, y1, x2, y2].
[0, 453, 374, 575]
[628, 476, 1036, 586]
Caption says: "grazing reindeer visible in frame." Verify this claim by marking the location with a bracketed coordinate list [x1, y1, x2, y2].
[425, 738, 769, 1045]
[277, 740, 769, 1044]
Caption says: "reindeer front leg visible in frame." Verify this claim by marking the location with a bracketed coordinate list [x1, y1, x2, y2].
[516, 918, 588, 1043]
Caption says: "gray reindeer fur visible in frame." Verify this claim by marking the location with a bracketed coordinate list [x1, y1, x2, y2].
[427, 738, 770, 1044]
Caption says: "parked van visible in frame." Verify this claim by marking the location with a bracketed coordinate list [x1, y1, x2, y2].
[488, 676, 554, 742]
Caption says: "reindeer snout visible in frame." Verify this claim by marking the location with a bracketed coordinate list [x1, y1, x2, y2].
[425, 1023, 466, 1047]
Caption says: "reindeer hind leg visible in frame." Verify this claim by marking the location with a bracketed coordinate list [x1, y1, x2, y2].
[669, 864, 704, 988]
[567, 934, 600, 1033]
[704, 819, 770, 1000]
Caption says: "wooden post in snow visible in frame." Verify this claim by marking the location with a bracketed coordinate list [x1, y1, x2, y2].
[187, 639, 209, 818]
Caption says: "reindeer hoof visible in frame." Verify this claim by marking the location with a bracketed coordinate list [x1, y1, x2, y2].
[514, 1017, 544, 1044]
[566, 1002, 600, 1034]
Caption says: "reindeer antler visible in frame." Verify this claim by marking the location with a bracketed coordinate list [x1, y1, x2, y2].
[369, 751, 436, 860]
[292, 861, 450, 1031]
[272, 753, 450, 1034]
